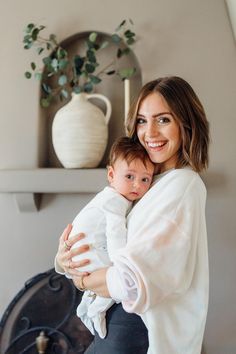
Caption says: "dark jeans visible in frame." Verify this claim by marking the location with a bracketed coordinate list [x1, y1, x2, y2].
[84, 303, 149, 354]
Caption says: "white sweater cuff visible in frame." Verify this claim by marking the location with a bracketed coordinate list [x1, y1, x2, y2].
[106, 266, 130, 302]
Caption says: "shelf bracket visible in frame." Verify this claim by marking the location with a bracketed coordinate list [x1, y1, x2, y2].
[14, 193, 41, 212]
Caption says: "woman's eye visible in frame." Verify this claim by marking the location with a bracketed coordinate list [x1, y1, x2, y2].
[136, 117, 146, 124]
[158, 116, 171, 124]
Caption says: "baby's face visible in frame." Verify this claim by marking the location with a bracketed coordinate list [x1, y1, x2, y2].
[107, 158, 154, 201]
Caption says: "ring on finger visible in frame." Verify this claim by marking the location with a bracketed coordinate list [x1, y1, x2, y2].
[64, 240, 71, 251]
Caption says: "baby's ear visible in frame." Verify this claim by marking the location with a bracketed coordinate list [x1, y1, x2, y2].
[107, 165, 114, 184]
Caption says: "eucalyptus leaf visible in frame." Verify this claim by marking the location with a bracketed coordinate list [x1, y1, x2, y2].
[93, 43, 100, 51]
[117, 48, 122, 58]
[51, 58, 58, 70]
[100, 41, 109, 49]
[58, 59, 68, 70]
[37, 47, 44, 55]
[74, 55, 84, 68]
[122, 48, 130, 55]
[34, 72, 42, 80]
[43, 57, 51, 66]
[25, 71, 32, 79]
[32, 28, 39, 41]
[41, 97, 50, 108]
[111, 34, 121, 43]
[84, 82, 93, 92]
[74, 55, 84, 76]
[85, 63, 95, 73]
[24, 43, 33, 50]
[106, 70, 116, 75]
[127, 38, 135, 45]
[81, 70, 88, 78]
[116, 19, 126, 31]
[57, 47, 67, 59]
[31, 62, 36, 70]
[86, 39, 94, 49]
[89, 32, 98, 43]
[90, 75, 101, 84]
[46, 43, 51, 50]
[87, 50, 96, 63]
[61, 89, 69, 98]
[23, 35, 31, 43]
[58, 75, 67, 86]
[73, 86, 82, 94]
[42, 83, 52, 94]
[117, 67, 136, 79]
[25, 23, 35, 33]
[124, 30, 135, 38]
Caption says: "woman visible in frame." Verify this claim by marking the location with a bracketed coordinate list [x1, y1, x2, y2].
[55, 76, 210, 354]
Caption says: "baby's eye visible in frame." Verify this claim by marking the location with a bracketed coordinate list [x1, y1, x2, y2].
[158, 116, 171, 124]
[142, 177, 150, 183]
[126, 174, 134, 180]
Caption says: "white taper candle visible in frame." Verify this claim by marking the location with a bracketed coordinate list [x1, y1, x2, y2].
[124, 79, 130, 122]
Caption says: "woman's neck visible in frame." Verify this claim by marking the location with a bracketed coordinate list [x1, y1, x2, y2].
[154, 165, 175, 175]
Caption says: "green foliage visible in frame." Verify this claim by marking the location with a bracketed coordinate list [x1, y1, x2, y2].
[118, 68, 136, 80]
[23, 19, 137, 107]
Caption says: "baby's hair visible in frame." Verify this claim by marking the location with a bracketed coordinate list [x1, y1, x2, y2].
[108, 136, 153, 169]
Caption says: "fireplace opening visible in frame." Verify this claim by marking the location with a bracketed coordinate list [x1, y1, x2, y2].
[0, 268, 93, 353]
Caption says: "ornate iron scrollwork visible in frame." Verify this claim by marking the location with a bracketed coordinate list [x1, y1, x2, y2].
[0, 268, 93, 353]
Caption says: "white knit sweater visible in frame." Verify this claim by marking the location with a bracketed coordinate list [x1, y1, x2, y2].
[107, 168, 209, 354]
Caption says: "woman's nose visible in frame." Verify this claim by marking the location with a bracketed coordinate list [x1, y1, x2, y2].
[146, 121, 159, 137]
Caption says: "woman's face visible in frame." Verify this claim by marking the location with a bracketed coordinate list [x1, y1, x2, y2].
[136, 92, 181, 173]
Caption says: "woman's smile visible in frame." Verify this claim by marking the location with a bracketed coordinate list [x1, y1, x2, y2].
[136, 92, 181, 173]
[147, 140, 167, 149]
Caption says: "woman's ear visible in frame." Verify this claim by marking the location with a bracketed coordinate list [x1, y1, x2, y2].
[107, 165, 114, 184]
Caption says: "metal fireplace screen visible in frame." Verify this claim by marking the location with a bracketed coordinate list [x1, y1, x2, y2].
[0, 268, 93, 353]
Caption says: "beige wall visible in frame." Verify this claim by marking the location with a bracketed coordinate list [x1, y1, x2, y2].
[0, 1, 236, 353]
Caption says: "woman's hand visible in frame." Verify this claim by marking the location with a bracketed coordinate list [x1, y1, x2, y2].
[72, 268, 111, 298]
[55, 224, 90, 277]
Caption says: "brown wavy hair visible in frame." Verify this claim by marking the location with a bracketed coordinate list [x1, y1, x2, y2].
[126, 76, 210, 172]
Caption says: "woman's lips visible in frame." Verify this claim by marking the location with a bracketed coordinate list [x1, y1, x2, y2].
[146, 141, 167, 150]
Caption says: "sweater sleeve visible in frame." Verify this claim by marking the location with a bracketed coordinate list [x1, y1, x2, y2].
[106, 172, 206, 314]
[111, 216, 191, 313]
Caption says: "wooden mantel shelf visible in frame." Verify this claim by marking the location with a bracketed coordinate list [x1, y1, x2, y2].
[0, 168, 108, 212]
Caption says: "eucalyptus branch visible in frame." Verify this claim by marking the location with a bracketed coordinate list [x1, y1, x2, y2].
[96, 59, 116, 76]
[23, 19, 137, 107]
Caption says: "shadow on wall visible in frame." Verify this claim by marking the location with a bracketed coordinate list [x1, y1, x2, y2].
[201, 170, 229, 195]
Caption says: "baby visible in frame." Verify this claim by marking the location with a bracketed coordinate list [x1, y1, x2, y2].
[68, 136, 154, 338]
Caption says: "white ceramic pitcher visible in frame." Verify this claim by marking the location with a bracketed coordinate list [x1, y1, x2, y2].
[52, 92, 112, 168]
